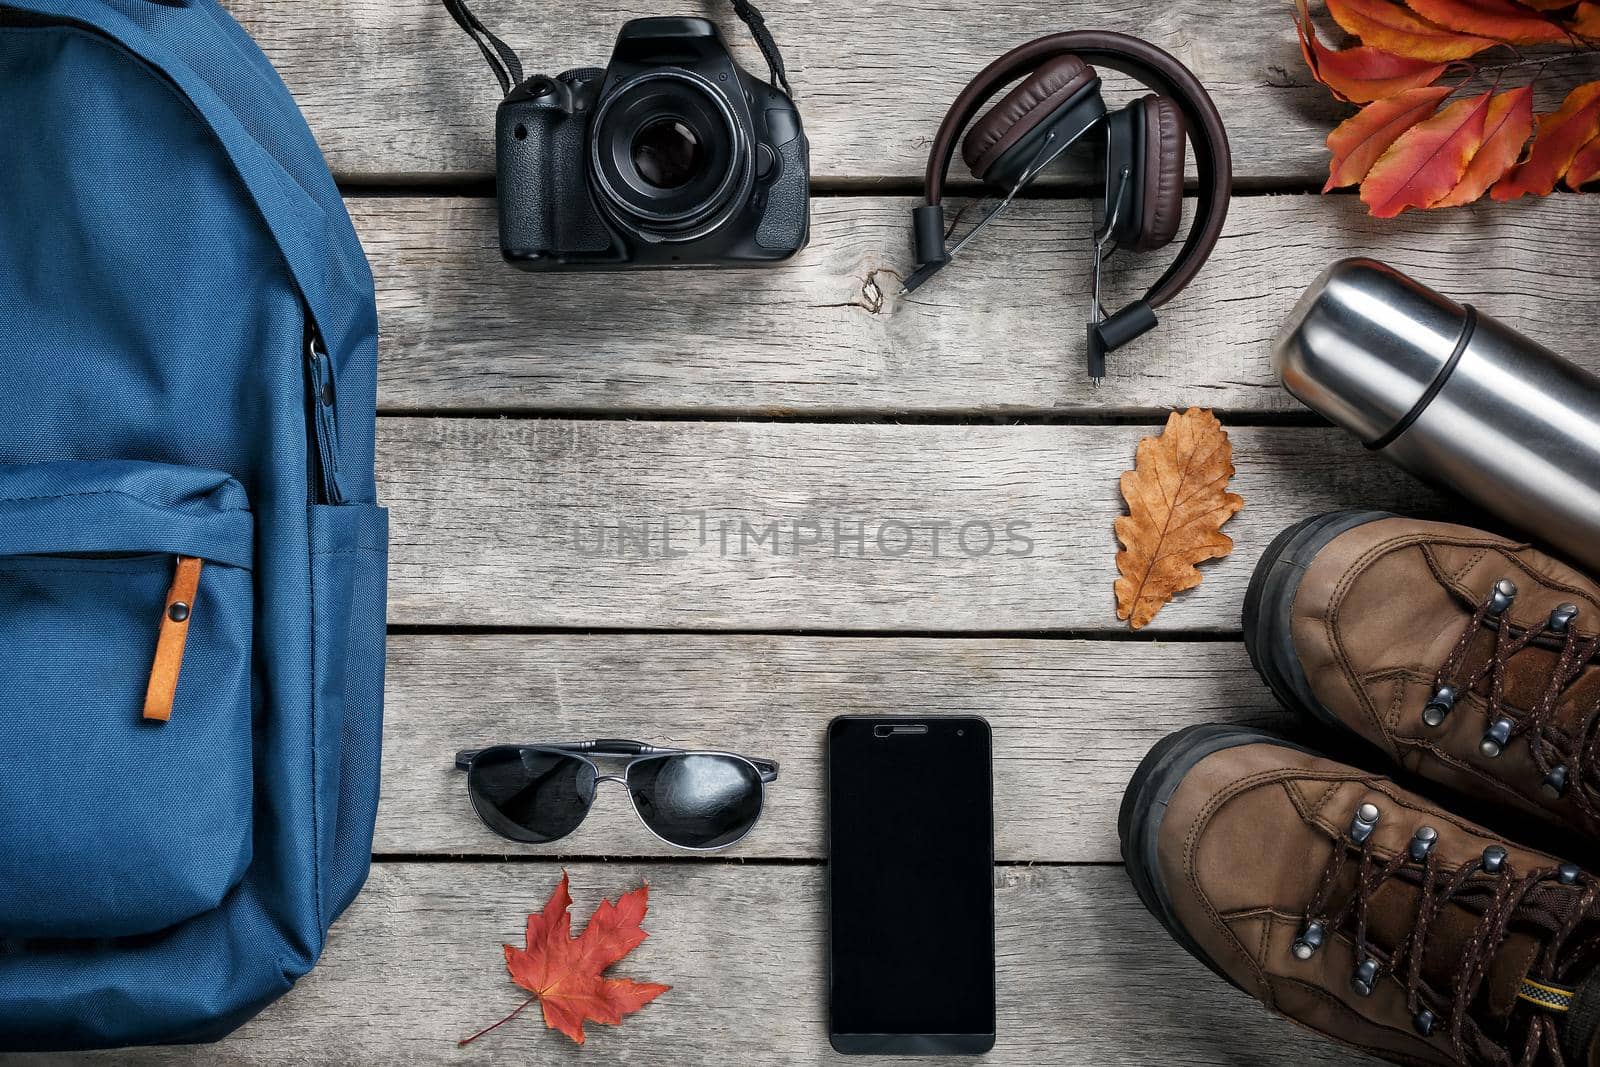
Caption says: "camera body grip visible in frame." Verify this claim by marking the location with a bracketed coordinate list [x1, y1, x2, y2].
[755, 106, 810, 253]
[496, 73, 621, 267]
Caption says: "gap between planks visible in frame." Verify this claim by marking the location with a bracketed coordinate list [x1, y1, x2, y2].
[368, 855, 1126, 867]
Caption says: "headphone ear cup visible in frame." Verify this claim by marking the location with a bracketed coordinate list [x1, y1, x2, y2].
[1103, 103, 1141, 249]
[1132, 95, 1186, 252]
[960, 54, 1101, 185]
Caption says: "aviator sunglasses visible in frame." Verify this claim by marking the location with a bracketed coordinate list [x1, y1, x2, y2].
[454, 739, 779, 851]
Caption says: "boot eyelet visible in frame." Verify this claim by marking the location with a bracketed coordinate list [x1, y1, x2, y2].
[1488, 579, 1517, 615]
[1408, 826, 1438, 862]
[1413, 1008, 1436, 1036]
[1560, 863, 1582, 885]
[1550, 603, 1580, 633]
[1349, 802, 1380, 844]
[1292, 919, 1325, 960]
[1542, 765, 1569, 799]
[1482, 845, 1509, 874]
[1423, 685, 1457, 727]
[1351, 957, 1378, 997]
[1480, 717, 1513, 758]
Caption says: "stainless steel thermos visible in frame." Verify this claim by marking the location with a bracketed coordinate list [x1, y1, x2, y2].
[1274, 258, 1600, 573]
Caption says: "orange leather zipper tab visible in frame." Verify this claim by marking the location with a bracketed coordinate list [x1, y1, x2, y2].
[143, 556, 204, 723]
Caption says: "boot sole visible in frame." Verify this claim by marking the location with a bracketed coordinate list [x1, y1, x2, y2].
[1242, 511, 1394, 745]
[1118, 723, 1322, 993]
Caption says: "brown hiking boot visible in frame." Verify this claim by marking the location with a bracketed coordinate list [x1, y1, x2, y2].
[1119, 725, 1600, 1065]
[1244, 513, 1600, 843]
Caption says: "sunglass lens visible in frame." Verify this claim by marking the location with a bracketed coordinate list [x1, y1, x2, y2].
[469, 747, 595, 844]
[629, 753, 763, 849]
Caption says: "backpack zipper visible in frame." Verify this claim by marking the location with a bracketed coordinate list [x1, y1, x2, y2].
[305, 320, 347, 506]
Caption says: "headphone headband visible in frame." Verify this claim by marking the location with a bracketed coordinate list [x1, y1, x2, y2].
[920, 31, 1231, 312]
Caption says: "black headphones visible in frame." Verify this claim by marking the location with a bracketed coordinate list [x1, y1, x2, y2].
[904, 32, 1233, 379]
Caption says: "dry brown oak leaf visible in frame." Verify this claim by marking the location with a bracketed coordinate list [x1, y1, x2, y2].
[1114, 408, 1244, 630]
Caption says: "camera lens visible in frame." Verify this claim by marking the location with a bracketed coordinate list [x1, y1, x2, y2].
[631, 119, 703, 189]
[590, 70, 752, 241]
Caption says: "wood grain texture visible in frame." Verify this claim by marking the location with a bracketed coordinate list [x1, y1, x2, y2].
[35, 863, 1379, 1066]
[380, 634, 1292, 861]
[230, 0, 1340, 185]
[10, 8, 1562, 1067]
[380, 418, 1459, 632]
[360, 193, 1600, 415]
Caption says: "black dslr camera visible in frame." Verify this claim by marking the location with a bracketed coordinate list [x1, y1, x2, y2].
[494, 17, 810, 271]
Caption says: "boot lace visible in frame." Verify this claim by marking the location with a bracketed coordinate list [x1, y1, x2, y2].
[1296, 802, 1600, 1066]
[1427, 581, 1600, 811]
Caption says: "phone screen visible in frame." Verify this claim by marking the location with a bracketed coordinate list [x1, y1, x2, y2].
[826, 716, 995, 1054]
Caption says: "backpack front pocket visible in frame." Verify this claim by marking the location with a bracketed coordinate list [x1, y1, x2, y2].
[0, 461, 255, 939]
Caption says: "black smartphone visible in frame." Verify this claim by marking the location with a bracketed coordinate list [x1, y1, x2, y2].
[825, 715, 995, 1055]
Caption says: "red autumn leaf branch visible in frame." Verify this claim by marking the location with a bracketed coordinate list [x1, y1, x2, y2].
[1294, 0, 1600, 213]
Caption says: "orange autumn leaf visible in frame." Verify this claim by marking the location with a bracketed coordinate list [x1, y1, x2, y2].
[1492, 82, 1600, 199]
[460, 872, 670, 1047]
[1296, 1, 1600, 210]
[1361, 90, 1492, 215]
[1569, 134, 1600, 187]
[1296, 0, 1448, 102]
[1433, 85, 1535, 206]
[1113, 408, 1243, 630]
[1325, 85, 1455, 189]
[1327, 0, 1497, 60]
[1402, 0, 1569, 43]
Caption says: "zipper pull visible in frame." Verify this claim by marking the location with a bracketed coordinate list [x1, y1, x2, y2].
[307, 327, 347, 506]
[144, 556, 204, 723]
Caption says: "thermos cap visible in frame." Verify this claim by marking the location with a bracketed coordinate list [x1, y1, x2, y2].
[1273, 258, 1472, 445]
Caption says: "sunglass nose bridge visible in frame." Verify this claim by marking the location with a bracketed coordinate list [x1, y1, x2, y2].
[592, 773, 629, 786]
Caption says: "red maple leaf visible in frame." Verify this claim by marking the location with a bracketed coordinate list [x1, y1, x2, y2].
[459, 872, 670, 1047]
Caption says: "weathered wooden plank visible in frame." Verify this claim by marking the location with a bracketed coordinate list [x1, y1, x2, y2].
[381, 418, 1459, 632]
[361, 192, 1600, 415]
[231, 0, 1344, 185]
[378, 634, 1292, 861]
[43, 864, 1376, 1066]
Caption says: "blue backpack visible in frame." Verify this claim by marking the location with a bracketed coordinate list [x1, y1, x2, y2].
[0, 0, 386, 1049]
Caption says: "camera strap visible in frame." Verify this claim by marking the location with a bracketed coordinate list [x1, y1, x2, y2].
[441, 0, 792, 97]
[728, 0, 791, 95]
[441, 0, 524, 95]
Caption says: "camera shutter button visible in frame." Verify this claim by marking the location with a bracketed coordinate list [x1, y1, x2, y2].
[757, 142, 778, 179]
